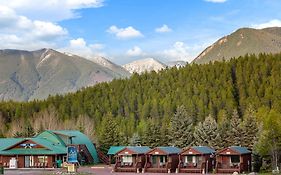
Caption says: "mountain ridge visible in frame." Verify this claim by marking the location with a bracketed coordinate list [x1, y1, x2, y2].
[0, 48, 128, 101]
[193, 27, 281, 64]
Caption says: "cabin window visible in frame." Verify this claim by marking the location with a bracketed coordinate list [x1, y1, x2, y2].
[38, 156, 48, 163]
[185, 156, 192, 163]
[152, 156, 157, 165]
[122, 155, 133, 163]
[230, 155, 240, 163]
[185, 156, 198, 163]
[159, 156, 166, 167]
[160, 156, 166, 163]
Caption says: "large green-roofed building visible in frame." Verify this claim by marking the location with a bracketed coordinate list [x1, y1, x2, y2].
[0, 130, 99, 168]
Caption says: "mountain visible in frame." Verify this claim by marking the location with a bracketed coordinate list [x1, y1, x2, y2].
[166, 61, 187, 68]
[123, 58, 167, 74]
[0, 49, 127, 101]
[193, 27, 281, 64]
[90, 56, 131, 77]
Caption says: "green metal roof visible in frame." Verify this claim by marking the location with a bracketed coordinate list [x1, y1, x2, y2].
[0, 138, 23, 151]
[230, 146, 251, 154]
[0, 137, 66, 155]
[126, 146, 151, 154]
[107, 146, 126, 155]
[48, 130, 100, 163]
[36, 130, 66, 147]
[157, 146, 182, 154]
[192, 146, 215, 154]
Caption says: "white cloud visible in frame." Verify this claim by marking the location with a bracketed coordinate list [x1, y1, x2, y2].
[107, 25, 143, 39]
[252, 19, 281, 29]
[61, 38, 106, 58]
[0, 0, 104, 21]
[163, 42, 190, 61]
[0, 5, 67, 50]
[155, 24, 172, 33]
[0, 1, 105, 53]
[126, 46, 144, 56]
[205, 0, 227, 3]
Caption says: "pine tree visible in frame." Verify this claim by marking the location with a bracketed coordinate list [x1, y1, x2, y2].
[142, 119, 162, 147]
[227, 110, 243, 146]
[168, 105, 194, 148]
[98, 113, 120, 153]
[217, 118, 231, 149]
[129, 133, 141, 146]
[241, 107, 258, 149]
[193, 115, 221, 150]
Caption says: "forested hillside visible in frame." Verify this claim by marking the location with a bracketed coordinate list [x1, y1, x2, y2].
[0, 53, 281, 170]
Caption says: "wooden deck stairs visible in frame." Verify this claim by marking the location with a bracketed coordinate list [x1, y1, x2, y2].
[97, 149, 110, 165]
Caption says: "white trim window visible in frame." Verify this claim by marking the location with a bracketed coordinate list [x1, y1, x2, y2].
[122, 155, 133, 163]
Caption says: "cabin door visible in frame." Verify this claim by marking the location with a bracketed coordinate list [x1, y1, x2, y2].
[24, 156, 34, 168]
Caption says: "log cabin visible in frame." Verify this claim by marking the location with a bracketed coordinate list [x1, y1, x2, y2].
[113, 146, 151, 173]
[107, 146, 126, 164]
[144, 146, 181, 173]
[177, 146, 215, 173]
[216, 146, 251, 174]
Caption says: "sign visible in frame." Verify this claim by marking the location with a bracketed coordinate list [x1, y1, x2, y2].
[67, 164, 76, 173]
[20, 143, 36, 149]
[67, 146, 78, 163]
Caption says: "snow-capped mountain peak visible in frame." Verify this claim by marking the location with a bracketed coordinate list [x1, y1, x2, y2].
[123, 58, 167, 74]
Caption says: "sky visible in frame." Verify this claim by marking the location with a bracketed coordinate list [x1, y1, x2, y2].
[1, 0, 281, 64]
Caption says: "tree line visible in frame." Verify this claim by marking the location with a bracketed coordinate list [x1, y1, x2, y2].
[1, 53, 281, 171]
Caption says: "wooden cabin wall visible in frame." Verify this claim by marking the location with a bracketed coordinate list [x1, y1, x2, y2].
[170, 154, 179, 171]
[241, 154, 251, 172]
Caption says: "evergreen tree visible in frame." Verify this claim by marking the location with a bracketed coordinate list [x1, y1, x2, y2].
[193, 115, 221, 150]
[142, 119, 162, 147]
[129, 133, 141, 146]
[168, 105, 194, 148]
[241, 107, 258, 149]
[98, 113, 120, 153]
[227, 110, 243, 146]
[217, 118, 231, 149]
[13, 122, 36, 138]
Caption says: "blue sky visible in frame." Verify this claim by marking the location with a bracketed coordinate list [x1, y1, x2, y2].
[1, 0, 281, 64]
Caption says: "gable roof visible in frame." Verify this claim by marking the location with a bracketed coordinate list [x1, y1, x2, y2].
[0, 137, 66, 155]
[107, 146, 126, 155]
[0, 138, 24, 151]
[157, 147, 181, 154]
[230, 146, 251, 154]
[192, 146, 216, 154]
[120, 146, 151, 154]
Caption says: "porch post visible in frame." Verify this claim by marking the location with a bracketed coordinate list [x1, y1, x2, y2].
[239, 155, 242, 173]
[16, 154, 18, 168]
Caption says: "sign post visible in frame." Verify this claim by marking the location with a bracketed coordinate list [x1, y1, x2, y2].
[67, 146, 78, 173]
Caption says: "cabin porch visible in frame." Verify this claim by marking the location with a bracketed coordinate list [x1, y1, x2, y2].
[114, 154, 146, 172]
[144, 155, 177, 173]
[178, 155, 206, 173]
[216, 155, 242, 173]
